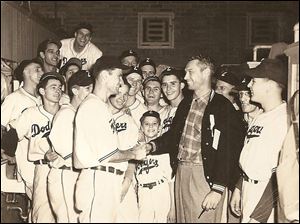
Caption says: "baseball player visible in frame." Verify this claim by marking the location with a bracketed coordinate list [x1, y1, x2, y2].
[135, 110, 174, 223]
[73, 56, 146, 222]
[1, 58, 43, 200]
[107, 80, 140, 222]
[60, 22, 103, 70]
[47, 70, 93, 222]
[160, 67, 186, 134]
[119, 49, 139, 67]
[2, 72, 64, 223]
[139, 57, 157, 79]
[58, 57, 82, 105]
[123, 66, 147, 127]
[37, 39, 62, 73]
[230, 59, 289, 222]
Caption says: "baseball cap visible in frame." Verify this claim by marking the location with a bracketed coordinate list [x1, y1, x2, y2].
[73, 22, 94, 34]
[139, 58, 156, 69]
[216, 71, 239, 86]
[14, 58, 43, 82]
[92, 56, 129, 77]
[60, 58, 82, 76]
[143, 75, 161, 87]
[119, 49, 139, 61]
[37, 39, 62, 55]
[160, 67, 185, 82]
[245, 58, 287, 86]
[234, 76, 252, 91]
[68, 70, 93, 88]
[123, 66, 143, 79]
[37, 72, 65, 90]
[140, 110, 161, 124]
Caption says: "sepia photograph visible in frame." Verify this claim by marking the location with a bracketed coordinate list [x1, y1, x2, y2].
[1, 1, 299, 223]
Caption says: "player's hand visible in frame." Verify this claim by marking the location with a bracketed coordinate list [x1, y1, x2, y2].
[1, 149, 16, 164]
[167, 205, 176, 223]
[131, 144, 147, 160]
[44, 149, 59, 162]
[202, 190, 222, 211]
[230, 187, 242, 217]
[120, 177, 132, 203]
[145, 143, 153, 154]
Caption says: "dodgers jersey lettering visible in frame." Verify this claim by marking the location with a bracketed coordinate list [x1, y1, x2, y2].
[60, 38, 103, 70]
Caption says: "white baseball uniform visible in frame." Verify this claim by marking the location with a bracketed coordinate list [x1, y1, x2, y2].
[60, 38, 102, 70]
[239, 102, 288, 222]
[135, 151, 172, 222]
[113, 110, 140, 223]
[11, 105, 56, 223]
[124, 98, 147, 128]
[1, 87, 41, 199]
[160, 105, 178, 135]
[74, 93, 123, 222]
[47, 104, 79, 222]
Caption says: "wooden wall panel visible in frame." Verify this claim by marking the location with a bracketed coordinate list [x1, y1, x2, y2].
[1, 2, 58, 62]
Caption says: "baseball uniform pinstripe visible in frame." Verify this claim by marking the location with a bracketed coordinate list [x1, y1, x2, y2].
[60, 38, 102, 70]
[239, 103, 288, 222]
[1, 87, 41, 199]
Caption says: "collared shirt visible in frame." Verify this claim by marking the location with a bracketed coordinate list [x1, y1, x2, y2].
[177, 91, 210, 163]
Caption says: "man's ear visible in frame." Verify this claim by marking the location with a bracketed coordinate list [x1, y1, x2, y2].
[180, 82, 185, 90]
[39, 88, 45, 96]
[74, 31, 78, 38]
[72, 86, 79, 96]
[39, 52, 45, 59]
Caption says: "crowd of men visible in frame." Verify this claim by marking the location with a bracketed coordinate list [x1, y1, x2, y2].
[1, 22, 297, 223]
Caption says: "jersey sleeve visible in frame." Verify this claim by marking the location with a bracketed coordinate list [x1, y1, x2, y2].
[10, 108, 32, 141]
[49, 107, 75, 158]
[1, 93, 16, 127]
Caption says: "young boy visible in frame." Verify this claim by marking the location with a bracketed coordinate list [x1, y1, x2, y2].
[135, 110, 174, 223]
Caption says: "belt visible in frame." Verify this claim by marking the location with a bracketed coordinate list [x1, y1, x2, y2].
[34, 159, 48, 165]
[139, 179, 165, 189]
[58, 165, 80, 172]
[243, 173, 258, 184]
[89, 165, 124, 176]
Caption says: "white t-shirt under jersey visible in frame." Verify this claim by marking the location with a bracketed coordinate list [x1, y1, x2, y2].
[60, 38, 103, 70]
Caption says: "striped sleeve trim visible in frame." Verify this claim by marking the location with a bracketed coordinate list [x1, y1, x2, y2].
[212, 184, 225, 194]
[98, 148, 119, 163]
[63, 153, 72, 160]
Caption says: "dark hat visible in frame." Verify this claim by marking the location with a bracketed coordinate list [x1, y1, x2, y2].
[92, 56, 129, 77]
[216, 71, 239, 86]
[14, 58, 43, 82]
[160, 67, 185, 82]
[37, 39, 62, 55]
[234, 76, 252, 91]
[139, 58, 156, 69]
[123, 66, 143, 79]
[245, 58, 287, 86]
[119, 49, 139, 60]
[68, 70, 93, 88]
[73, 22, 94, 34]
[60, 58, 82, 76]
[140, 110, 161, 124]
[37, 72, 65, 89]
[143, 75, 161, 87]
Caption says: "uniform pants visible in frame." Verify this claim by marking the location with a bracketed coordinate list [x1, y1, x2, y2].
[75, 169, 123, 222]
[47, 168, 79, 222]
[31, 164, 55, 223]
[116, 180, 139, 223]
[175, 162, 225, 223]
[137, 181, 171, 223]
[241, 179, 274, 222]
